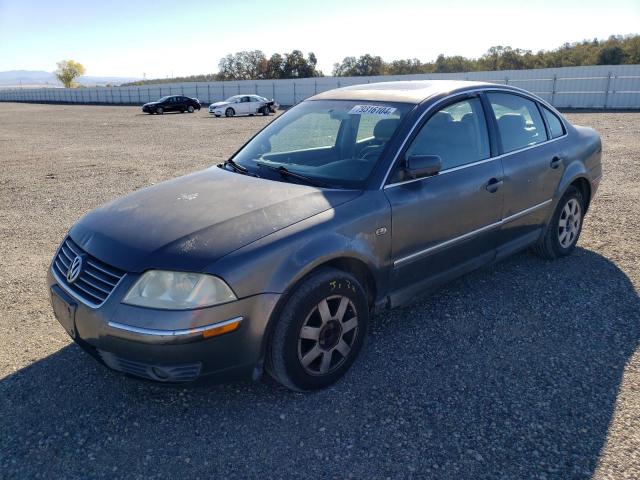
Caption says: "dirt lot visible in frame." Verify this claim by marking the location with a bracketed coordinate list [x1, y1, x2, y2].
[0, 103, 638, 479]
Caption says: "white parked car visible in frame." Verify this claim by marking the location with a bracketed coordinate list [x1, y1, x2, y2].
[208, 95, 278, 117]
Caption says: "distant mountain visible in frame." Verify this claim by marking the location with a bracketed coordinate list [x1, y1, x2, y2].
[0, 70, 141, 88]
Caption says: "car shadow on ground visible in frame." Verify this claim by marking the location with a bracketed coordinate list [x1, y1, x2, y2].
[1, 247, 638, 478]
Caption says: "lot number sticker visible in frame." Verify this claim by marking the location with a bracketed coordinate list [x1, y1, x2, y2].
[349, 105, 397, 116]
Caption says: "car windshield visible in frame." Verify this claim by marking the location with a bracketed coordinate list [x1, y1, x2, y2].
[232, 100, 411, 188]
[158, 96, 172, 102]
[224, 96, 239, 103]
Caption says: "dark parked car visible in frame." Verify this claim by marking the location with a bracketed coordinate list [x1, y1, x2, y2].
[49, 81, 602, 391]
[142, 95, 200, 114]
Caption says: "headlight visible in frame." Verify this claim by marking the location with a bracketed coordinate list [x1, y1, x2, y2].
[123, 270, 236, 310]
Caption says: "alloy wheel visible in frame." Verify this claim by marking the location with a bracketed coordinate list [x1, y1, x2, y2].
[297, 295, 359, 376]
[558, 198, 582, 248]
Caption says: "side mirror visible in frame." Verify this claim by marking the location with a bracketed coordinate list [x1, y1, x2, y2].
[405, 154, 442, 179]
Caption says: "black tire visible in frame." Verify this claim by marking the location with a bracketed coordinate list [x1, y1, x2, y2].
[262, 106, 270, 116]
[156, 107, 163, 115]
[267, 267, 369, 392]
[225, 107, 235, 117]
[187, 105, 195, 113]
[533, 185, 585, 259]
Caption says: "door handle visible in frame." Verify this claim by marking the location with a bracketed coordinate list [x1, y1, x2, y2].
[550, 156, 563, 169]
[485, 177, 503, 193]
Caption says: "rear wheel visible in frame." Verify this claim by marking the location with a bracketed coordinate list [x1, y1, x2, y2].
[533, 186, 585, 259]
[225, 107, 235, 117]
[267, 268, 368, 391]
[156, 107, 163, 115]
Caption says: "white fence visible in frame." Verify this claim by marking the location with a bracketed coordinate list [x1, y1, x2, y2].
[1, 65, 640, 109]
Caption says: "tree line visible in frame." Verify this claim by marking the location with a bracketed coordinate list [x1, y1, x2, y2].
[121, 34, 639, 86]
[333, 35, 640, 76]
[122, 49, 321, 86]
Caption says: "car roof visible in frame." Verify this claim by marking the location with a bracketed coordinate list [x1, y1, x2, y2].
[308, 80, 493, 104]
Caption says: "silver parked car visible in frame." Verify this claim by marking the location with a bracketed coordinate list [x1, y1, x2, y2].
[208, 95, 278, 117]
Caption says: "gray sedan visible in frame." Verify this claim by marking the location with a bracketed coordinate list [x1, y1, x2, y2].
[48, 80, 602, 391]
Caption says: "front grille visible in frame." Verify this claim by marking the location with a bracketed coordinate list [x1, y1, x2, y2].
[52, 236, 125, 307]
[98, 350, 202, 382]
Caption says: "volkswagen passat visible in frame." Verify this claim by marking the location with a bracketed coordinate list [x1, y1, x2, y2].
[49, 81, 602, 391]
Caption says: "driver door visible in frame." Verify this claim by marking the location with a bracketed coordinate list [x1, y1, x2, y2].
[384, 96, 504, 303]
[166, 96, 176, 112]
[238, 96, 252, 114]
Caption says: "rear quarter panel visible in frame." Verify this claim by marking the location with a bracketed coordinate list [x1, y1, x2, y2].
[553, 124, 602, 211]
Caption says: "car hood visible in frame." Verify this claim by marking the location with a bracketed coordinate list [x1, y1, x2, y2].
[143, 102, 159, 107]
[70, 167, 360, 273]
[209, 101, 230, 108]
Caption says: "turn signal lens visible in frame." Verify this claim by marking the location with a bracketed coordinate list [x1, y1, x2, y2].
[202, 320, 241, 338]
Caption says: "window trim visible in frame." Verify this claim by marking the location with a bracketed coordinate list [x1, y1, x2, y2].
[381, 87, 568, 189]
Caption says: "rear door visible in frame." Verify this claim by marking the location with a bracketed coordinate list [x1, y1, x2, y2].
[484, 92, 566, 257]
[384, 95, 504, 303]
[249, 96, 262, 114]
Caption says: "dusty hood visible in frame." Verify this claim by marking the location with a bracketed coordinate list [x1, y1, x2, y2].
[70, 167, 359, 272]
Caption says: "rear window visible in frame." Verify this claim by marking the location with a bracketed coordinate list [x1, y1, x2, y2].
[487, 92, 548, 153]
[542, 106, 565, 139]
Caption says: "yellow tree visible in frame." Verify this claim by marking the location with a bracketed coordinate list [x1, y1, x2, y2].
[55, 60, 86, 88]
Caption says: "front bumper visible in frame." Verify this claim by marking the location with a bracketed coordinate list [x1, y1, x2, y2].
[48, 268, 280, 383]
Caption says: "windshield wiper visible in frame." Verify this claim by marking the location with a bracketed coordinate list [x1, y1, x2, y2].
[255, 162, 333, 188]
[220, 159, 259, 177]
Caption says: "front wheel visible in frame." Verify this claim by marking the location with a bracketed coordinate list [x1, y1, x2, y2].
[156, 107, 163, 115]
[187, 105, 195, 113]
[262, 106, 270, 116]
[533, 186, 585, 259]
[225, 107, 235, 117]
[267, 267, 368, 391]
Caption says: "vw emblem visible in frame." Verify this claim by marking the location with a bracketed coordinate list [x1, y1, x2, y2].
[66, 256, 83, 284]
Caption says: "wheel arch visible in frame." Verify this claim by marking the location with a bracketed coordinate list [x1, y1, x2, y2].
[255, 253, 380, 380]
[569, 176, 592, 212]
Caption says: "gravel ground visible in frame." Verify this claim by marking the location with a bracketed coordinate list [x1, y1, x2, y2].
[0, 103, 638, 479]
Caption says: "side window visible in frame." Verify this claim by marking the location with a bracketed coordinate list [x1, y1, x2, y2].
[487, 92, 548, 153]
[542, 106, 565, 139]
[242, 96, 251, 103]
[405, 98, 490, 171]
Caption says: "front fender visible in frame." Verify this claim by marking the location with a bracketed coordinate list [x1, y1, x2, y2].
[266, 230, 382, 296]
[208, 191, 392, 301]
